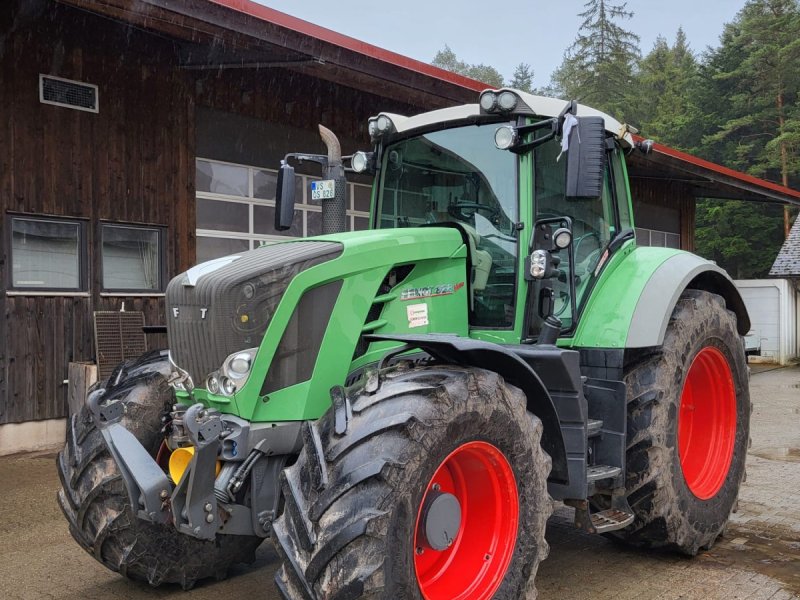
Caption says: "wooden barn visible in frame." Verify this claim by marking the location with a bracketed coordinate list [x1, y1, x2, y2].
[1, 0, 798, 452]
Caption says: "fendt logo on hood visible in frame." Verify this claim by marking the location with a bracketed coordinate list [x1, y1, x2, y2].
[172, 307, 209, 320]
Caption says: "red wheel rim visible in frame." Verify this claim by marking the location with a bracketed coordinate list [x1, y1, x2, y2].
[678, 346, 737, 500]
[413, 441, 519, 600]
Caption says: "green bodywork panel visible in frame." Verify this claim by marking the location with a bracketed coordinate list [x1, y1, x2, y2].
[186, 228, 469, 421]
[560, 242, 683, 349]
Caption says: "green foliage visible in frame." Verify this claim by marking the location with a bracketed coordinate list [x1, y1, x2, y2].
[551, 0, 641, 120]
[695, 199, 787, 278]
[432, 45, 505, 88]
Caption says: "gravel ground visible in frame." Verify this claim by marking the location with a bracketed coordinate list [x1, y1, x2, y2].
[0, 365, 798, 599]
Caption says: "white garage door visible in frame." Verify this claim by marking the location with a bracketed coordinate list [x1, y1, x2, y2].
[738, 285, 781, 360]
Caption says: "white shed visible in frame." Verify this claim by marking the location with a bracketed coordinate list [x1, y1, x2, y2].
[735, 279, 799, 365]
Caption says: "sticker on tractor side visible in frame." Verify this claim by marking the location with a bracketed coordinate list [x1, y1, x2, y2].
[401, 282, 464, 301]
[311, 180, 336, 200]
[406, 303, 429, 328]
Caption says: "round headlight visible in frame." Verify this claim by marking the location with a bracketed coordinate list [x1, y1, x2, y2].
[494, 125, 518, 150]
[220, 376, 236, 396]
[498, 91, 518, 112]
[479, 92, 498, 112]
[229, 353, 252, 376]
[352, 151, 369, 173]
[207, 375, 220, 395]
[368, 120, 378, 138]
[553, 228, 573, 250]
[376, 115, 392, 133]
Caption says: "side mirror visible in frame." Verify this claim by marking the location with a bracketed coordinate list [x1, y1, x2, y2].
[565, 116, 606, 200]
[274, 162, 296, 231]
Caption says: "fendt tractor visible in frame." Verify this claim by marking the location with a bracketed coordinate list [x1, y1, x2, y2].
[58, 89, 751, 600]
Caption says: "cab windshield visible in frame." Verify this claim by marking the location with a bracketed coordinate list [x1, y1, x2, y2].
[377, 124, 519, 328]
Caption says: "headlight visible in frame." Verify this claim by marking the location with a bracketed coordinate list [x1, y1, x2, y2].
[530, 250, 548, 279]
[351, 151, 371, 173]
[205, 347, 258, 396]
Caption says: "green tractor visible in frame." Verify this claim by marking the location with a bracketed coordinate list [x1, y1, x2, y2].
[58, 89, 750, 599]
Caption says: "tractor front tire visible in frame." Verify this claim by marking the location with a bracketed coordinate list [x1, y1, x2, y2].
[272, 364, 552, 600]
[56, 351, 262, 589]
[613, 290, 750, 555]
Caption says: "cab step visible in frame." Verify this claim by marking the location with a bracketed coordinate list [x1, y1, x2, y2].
[587, 464, 621, 482]
[587, 419, 603, 437]
[590, 508, 635, 533]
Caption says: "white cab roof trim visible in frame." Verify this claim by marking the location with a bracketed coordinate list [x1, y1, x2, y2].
[376, 91, 633, 147]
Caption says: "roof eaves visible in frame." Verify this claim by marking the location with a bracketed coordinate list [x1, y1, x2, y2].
[206, 0, 488, 93]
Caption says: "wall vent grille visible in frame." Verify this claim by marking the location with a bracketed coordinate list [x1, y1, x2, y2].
[39, 75, 99, 113]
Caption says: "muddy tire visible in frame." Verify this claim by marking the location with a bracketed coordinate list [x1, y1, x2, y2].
[272, 364, 552, 600]
[611, 290, 750, 555]
[56, 351, 262, 589]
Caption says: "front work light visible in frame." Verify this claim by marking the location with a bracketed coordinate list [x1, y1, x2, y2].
[530, 249, 548, 279]
[351, 151, 371, 173]
[494, 125, 518, 150]
[480, 91, 498, 112]
[498, 91, 518, 112]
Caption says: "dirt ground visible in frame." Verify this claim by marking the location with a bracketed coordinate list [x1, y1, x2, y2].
[0, 365, 798, 599]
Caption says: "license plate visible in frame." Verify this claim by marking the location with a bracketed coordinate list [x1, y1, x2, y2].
[311, 180, 336, 200]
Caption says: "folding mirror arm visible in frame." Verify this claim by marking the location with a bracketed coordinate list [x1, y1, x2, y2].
[508, 100, 578, 154]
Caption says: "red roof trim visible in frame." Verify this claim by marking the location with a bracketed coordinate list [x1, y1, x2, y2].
[636, 135, 800, 200]
[206, 0, 488, 92]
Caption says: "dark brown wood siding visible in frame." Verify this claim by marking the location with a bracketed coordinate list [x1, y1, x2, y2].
[0, 4, 192, 424]
[0, 3, 431, 425]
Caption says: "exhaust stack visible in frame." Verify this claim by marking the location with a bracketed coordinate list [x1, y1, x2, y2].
[318, 125, 347, 235]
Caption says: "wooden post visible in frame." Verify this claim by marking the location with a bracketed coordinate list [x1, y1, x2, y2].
[67, 362, 98, 417]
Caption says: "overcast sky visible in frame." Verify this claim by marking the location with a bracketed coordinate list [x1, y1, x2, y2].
[255, 1, 745, 87]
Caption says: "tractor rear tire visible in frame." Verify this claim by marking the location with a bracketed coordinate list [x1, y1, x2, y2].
[272, 364, 552, 600]
[612, 290, 750, 555]
[56, 351, 262, 589]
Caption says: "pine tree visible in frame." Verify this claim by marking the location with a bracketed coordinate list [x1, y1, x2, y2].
[635, 29, 702, 148]
[551, 0, 641, 120]
[509, 63, 534, 93]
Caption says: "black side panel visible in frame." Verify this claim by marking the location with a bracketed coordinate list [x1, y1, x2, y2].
[262, 280, 343, 395]
[366, 333, 569, 483]
[579, 348, 624, 381]
[510, 345, 588, 499]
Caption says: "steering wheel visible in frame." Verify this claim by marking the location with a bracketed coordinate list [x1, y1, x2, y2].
[447, 202, 500, 222]
[574, 231, 602, 263]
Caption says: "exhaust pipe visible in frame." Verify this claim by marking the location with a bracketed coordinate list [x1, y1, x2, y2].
[318, 125, 347, 235]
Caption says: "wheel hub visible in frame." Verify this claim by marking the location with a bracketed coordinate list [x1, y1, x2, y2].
[420, 490, 462, 551]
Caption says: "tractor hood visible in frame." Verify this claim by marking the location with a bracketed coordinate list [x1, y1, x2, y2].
[166, 227, 467, 390]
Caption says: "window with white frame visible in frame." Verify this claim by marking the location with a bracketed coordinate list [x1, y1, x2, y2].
[635, 227, 681, 249]
[195, 158, 372, 263]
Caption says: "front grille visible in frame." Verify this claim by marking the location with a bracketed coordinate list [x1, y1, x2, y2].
[166, 241, 342, 385]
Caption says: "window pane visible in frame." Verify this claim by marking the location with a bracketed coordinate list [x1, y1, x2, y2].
[253, 169, 277, 200]
[353, 184, 372, 212]
[253, 205, 302, 237]
[650, 230, 666, 247]
[196, 237, 249, 263]
[635, 228, 650, 246]
[306, 210, 321, 237]
[12, 218, 80, 289]
[197, 198, 249, 232]
[102, 226, 160, 290]
[196, 160, 248, 197]
[666, 233, 681, 249]
[354, 216, 369, 231]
